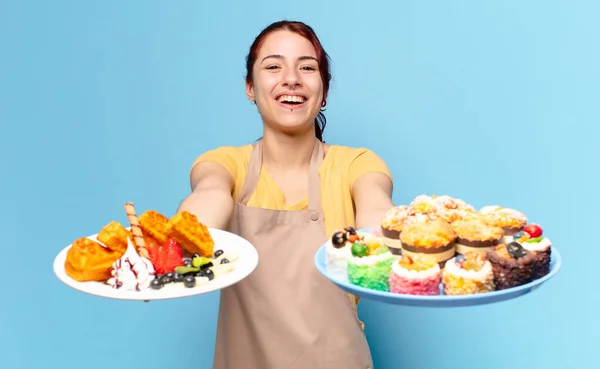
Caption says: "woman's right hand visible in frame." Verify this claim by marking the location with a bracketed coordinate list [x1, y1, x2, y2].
[177, 161, 235, 230]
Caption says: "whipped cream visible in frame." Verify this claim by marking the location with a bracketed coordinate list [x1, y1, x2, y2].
[107, 239, 155, 291]
[522, 237, 552, 252]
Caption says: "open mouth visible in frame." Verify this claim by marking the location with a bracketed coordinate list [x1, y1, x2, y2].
[276, 94, 307, 107]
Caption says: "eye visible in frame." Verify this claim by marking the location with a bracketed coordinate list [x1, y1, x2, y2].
[265, 65, 280, 70]
[301, 65, 316, 71]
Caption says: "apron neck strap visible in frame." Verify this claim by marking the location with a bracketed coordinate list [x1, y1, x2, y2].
[237, 138, 324, 210]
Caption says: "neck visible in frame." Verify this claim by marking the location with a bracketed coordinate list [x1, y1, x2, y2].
[261, 128, 318, 170]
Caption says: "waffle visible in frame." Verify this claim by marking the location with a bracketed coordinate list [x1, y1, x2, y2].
[97, 221, 131, 254]
[139, 210, 169, 246]
[166, 211, 215, 257]
[65, 238, 123, 282]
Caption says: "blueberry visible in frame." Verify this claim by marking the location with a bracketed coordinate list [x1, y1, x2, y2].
[165, 272, 174, 279]
[507, 242, 526, 258]
[331, 231, 347, 248]
[183, 259, 193, 267]
[172, 273, 184, 283]
[160, 274, 173, 284]
[220, 258, 229, 264]
[199, 269, 215, 281]
[455, 254, 465, 264]
[150, 279, 164, 290]
[183, 275, 196, 288]
[214, 250, 224, 258]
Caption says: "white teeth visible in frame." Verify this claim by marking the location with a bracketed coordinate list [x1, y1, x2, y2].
[278, 95, 306, 103]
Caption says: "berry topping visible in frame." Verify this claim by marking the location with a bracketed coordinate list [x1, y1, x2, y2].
[199, 268, 215, 281]
[160, 274, 173, 284]
[183, 275, 196, 288]
[148, 238, 185, 275]
[507, 242, 526, 258]
[331, 231, 347, 248]
[183, 258, 193, 267]
[523, 224, 543, 238]
[351, 241, 369, 257]
[172, 273, 184, 283]
[150, 278, 163, 290]
[214, 249, 224, 258]
[220, 258, 230, 264]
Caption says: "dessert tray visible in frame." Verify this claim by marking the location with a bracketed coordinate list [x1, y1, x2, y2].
[53, 203, 259, 301]
[315, 195, 562, 307]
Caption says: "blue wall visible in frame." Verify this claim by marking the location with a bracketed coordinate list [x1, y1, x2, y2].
[1, 1, 596, 368]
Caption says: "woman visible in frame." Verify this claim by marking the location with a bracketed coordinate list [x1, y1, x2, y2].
[179, 20, 394, 369]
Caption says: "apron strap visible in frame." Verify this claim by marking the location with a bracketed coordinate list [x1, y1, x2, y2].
[237, 141, 263, 205]
[307, 139, 323, 211]
[237, 138, 324, 209]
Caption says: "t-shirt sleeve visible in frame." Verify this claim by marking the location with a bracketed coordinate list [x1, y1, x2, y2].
[190, 146, 242, 180]
[348, 149, 393, 186]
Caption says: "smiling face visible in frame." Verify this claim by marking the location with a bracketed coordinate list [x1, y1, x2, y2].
[246, 30, 324, 136]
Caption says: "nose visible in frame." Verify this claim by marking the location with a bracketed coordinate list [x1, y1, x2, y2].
[281, 67, 301, 88]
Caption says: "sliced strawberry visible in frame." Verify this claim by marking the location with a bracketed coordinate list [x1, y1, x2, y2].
[162, 238, 184, 273]
[523, 224, 543, 238]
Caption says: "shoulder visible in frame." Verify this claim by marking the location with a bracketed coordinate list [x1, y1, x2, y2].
[326, 144, 390, 168]
[325, 144, 392, 184]
[191, 144, 253, 173]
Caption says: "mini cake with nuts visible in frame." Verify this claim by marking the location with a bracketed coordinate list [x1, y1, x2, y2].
[479, 206, 528, 243]
[450, 218, 504, 256]
[400, 218, 457, 267]
[442, 252, 495, 295]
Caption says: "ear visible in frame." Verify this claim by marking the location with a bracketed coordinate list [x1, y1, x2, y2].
[246, 81, 255, 102]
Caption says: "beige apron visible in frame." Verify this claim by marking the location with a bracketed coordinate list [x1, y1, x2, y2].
[213, 139, 374, 369]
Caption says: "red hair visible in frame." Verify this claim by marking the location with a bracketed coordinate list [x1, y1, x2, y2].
[245, 20, 332, 142]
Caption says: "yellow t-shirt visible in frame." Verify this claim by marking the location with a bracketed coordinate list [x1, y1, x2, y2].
[191, 144, 392, 237]
[191, 144, 392, 325]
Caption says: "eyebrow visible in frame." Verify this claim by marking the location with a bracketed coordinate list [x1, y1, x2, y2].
[260, 54, 318, 63]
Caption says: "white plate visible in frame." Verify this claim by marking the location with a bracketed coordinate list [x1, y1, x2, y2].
[53, 228, 259, 301]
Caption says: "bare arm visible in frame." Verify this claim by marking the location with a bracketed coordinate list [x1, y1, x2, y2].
[351, 172, 394, 230]
[177, 162, 235, 230]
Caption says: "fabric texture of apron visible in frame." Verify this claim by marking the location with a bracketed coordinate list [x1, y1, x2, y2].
[212, 139, 374, 369]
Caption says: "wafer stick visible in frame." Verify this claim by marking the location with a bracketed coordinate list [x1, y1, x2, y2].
[124, 202, 149, 259]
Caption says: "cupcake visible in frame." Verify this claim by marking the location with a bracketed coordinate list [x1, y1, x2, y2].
[326, 226, 361, 276]
[450, 218, 504, 256]
[442, 252, 495, 295]
[479, 206, 528, 243]
[389, 254, 441, 295]
[400, 218, 457, 267]
[380, 205, 413, 256]
[514, 223, 552, 279]
[486, 242, 536, 290]
[347, 235, 394, 292]
[410, 194, 476, 223]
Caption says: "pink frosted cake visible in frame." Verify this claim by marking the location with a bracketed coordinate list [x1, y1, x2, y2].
[389, 255, 441, 295]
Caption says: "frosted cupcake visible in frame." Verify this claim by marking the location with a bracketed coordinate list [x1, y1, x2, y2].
[380, 205, 413, 256]
[389, 254, 441, 295]
[326, 226, 361, 276]
[442, 252, 495, 295]
[514, 223, 552, 279]
[451, 218, 504, 256]
[400, 218, 457, 267]
[479, 206, 528, 243]
[486, 242, 536, 290]
[347, 235, 394, 292]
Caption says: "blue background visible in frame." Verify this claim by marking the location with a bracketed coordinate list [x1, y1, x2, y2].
[1, 1, 597, 368]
